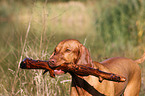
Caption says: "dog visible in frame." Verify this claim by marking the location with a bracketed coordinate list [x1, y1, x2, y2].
[48, 39, 145, 96]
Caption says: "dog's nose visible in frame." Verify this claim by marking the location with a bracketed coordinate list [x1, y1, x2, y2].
[49, 58, 56, 64]
[49, 59, 57, 67]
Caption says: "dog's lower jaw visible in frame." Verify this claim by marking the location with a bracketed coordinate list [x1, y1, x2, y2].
[54, 70, 65, 75]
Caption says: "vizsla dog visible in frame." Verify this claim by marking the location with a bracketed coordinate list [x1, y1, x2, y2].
[48, 39, 145, 96]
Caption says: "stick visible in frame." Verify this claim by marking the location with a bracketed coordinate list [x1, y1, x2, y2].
[56, 64, 126, 82]
[20, 58, 55, 77]
[20, 58, 126, 82]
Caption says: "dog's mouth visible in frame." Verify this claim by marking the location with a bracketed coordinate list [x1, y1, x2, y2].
[54, 70, 65, 75]
[48, 62, 71, 75]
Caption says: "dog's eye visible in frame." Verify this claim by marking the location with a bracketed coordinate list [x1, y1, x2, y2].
[66, 49, 71, 52]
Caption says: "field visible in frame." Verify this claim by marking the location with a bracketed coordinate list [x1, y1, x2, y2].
[0, 0, 145, 95]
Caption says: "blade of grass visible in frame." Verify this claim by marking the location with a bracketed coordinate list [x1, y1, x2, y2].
[11, 3, 34, 96]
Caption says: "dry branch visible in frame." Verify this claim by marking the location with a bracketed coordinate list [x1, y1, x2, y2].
[20, 58, 126, 82]
[20, 58, 55, 77]
[56, 64, 126, 82]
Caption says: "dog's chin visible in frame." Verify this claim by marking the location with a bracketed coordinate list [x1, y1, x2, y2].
[54, 70, 65, 75]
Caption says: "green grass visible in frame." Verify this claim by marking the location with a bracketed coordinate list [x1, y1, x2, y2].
[0, 0, 145, 95]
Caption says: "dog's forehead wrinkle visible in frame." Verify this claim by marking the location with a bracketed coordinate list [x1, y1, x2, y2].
[56, 40, 80, 51]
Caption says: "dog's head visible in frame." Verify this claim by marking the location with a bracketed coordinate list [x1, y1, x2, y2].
[48, 39, 93, 75]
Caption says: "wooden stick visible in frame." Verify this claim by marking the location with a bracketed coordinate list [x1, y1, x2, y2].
[20, 58, 55, 77]
[56, 64, 126, 82]
[20, 58, 126, 82]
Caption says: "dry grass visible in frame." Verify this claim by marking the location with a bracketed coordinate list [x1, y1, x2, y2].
[0, 0, 145, 96]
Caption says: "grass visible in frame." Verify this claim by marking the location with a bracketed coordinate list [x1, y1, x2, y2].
[0, 0, 145, 95]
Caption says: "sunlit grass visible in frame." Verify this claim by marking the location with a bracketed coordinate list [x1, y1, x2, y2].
[0, 0, 145, 95]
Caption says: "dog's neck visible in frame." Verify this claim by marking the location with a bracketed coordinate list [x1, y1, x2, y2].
[70, 73, 105, 96]
[70, 73, 89, 95]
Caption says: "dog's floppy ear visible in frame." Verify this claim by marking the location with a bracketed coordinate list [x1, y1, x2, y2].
[76, 44, 93, 67]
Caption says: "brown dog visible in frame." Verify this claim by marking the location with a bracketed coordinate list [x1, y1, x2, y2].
[48, 39, 145, 96]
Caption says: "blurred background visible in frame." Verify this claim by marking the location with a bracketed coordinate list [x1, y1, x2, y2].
[0, 0, 145, 95]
